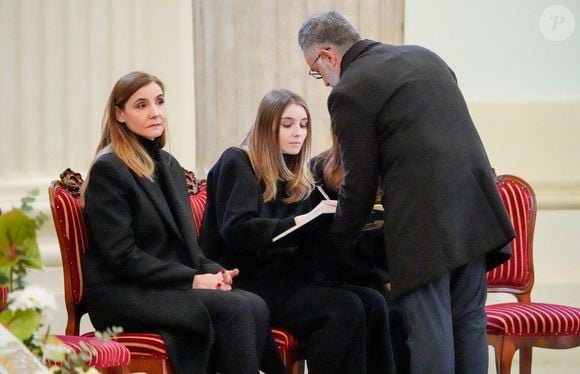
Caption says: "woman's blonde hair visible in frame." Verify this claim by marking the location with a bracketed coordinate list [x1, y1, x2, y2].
[95, 71, 166, 179]
[81, 72, 166, 204]
[244, 89, 314, 203]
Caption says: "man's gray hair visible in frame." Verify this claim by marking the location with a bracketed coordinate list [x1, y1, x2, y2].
[298, 11, 361, 55]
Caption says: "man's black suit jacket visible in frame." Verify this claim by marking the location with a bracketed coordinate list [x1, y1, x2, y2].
[326, 39, 515, 298]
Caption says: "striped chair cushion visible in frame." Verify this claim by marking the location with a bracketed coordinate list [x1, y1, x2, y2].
[83, 332, 168, 360]
[53, 334, 131, 368]
[272, 328, 301, 347]
[189, 183, 207, 235]
[486, 302, 580, 336]
[1, 287, 130, 370]
[487, 176, 533, 289]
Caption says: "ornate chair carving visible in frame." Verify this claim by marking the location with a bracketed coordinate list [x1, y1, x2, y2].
[49, 169, 173, 374]
[486, 174, 580, 373]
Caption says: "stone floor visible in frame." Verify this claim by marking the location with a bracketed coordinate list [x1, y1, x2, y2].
[297, 347, 580, 373]
[488, 347, 580, 374]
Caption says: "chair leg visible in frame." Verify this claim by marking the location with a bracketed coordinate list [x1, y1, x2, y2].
[291, 359, 305, 374]
[491, 336, 517, 374]
[518, 346, 532, 374]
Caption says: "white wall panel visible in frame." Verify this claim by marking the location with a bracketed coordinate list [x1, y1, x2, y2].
[0, 0, 196, 207]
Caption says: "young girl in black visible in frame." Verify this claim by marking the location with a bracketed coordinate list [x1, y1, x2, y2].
[201, 89, 395, 373]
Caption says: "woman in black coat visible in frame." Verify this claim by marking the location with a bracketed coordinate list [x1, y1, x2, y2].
[82, 71, 284, 374]
[200, 89, 395, 374]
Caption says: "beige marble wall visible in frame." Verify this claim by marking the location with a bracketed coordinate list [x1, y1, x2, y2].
[192, 0, 405, 174]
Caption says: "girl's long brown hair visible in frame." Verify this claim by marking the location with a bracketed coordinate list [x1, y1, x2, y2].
[320, 133, 344, 192]
[244, 89, 314, 203]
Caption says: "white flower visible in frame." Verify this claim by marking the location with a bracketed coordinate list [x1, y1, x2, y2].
[7, 286, 57, 312]
[43, 340, 72, 361]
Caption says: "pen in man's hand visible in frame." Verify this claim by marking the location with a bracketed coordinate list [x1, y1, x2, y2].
[316, 185, 330, 200]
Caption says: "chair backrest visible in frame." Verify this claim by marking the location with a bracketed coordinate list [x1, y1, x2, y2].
[49, 168, 207, 335]
[486, 174, 537, 302]
[49, 168, 88, 335]
[184, 169, 207, 235]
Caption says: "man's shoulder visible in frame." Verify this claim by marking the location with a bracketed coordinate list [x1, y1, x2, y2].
[336, 42, 448, 96]
[368, 41, 434, 55]
[352, 41, 439, 68]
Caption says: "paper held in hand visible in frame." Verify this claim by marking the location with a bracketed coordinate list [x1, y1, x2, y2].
[272, 200, 336, 242]
[272, 203, 334, 242]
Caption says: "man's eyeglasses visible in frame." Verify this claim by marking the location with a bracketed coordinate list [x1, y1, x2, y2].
[308, 47, 331, 79]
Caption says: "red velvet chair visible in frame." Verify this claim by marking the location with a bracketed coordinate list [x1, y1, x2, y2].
[49, 169, 173, 374]
[184, 169, 306, 374]
[271, 327, 305, 374]
[486, 174, 580, 374]
[51, 168, 305, 373]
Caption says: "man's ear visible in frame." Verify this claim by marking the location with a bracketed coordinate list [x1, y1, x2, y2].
[115, 107, 125, 123]
[321, 48, 341, 68]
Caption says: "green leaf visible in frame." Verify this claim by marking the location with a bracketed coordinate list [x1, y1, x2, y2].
[0, 209, 43, 270]
[19, 189, 40, 212]
[0, 272, 9, 286]
[0, 217, 19, 269]
[0, 308, 42, 341]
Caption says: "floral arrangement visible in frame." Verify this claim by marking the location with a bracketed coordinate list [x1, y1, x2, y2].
[0, 190, 114, 373]
[0, 190, 49, 354]
[0, 190, 46, 289]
